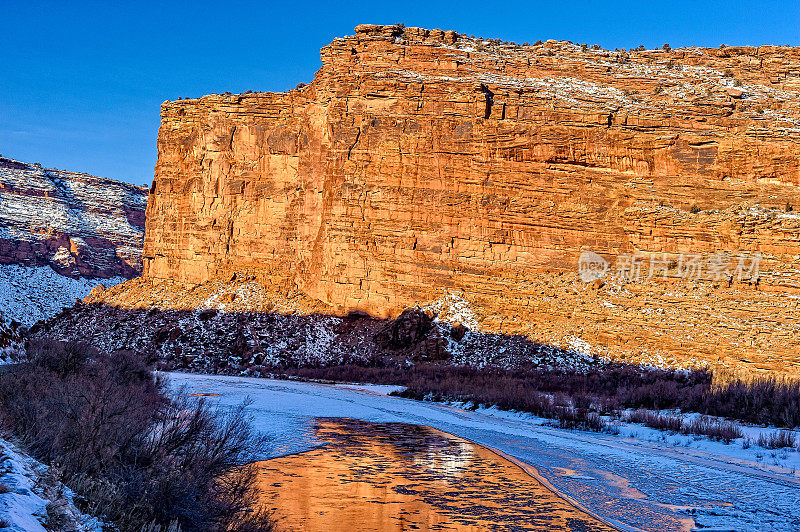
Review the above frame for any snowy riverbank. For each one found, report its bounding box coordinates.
[0,438,101,531]
[166,372,800,532]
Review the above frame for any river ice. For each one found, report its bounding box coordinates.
[166,372,800,532]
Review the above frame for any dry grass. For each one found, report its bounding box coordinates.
[757,430,798,449]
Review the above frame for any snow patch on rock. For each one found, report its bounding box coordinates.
[423,292,480,330]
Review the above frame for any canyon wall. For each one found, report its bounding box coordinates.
[0,156,148,324]
[0,156,147,278]
[100,25,800,373]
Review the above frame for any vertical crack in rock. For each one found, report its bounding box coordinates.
[347,126,362,160]
[480,84,494,119]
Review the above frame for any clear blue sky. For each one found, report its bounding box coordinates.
[2,0,798,185]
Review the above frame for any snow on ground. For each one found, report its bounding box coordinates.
[0,264,125,326]
[0,311,23,364]
[167,372,800,532]
[0,438,102,531]
[423,292,481,330]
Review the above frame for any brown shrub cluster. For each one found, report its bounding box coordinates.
[0,340,274,532]
[282,361,800,433]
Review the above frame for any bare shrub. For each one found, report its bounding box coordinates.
[285,359,800,431]
[556,408,606,432]
[626,411,742,443]
[757,430,798,449]
[141,522,182,532]
[697,378,800,428]
[0,340,274,532]
[682,417,742,443]
[44,499,78,531]
[626,410,683,432]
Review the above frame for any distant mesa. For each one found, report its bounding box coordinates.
[0,155,147,324]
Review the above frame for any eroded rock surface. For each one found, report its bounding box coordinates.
[0,156,147,279]
[88,26,800,374]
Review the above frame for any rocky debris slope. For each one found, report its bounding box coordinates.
[84,25,800,375]
[33,292,592,374]
[0,156,147,325]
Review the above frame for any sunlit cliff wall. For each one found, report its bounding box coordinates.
[116,25,800,372]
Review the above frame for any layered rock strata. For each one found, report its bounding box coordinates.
[92,26,800,374]
[0,156,147,278]
[0,156,148,324]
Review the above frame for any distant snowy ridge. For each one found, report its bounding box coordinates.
[0,155,145,326]
[0,155,147,279]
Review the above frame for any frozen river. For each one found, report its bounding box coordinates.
[166,372,800,532]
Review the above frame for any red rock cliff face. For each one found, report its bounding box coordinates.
[130,25,800,373]
[0,156,148,278]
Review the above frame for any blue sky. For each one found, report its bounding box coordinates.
[2,0,798,185]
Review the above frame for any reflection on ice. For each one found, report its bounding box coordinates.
[252,418,616,531]
[412,438,474,481]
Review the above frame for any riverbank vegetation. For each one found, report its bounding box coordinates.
[277,362,800,442]
[0,340,275,532]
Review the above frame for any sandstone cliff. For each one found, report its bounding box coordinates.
[90,26,800,374]
[0,156,147,278]
[0,156,148,324]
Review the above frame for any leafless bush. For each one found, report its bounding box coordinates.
[284,360,800,432]
[757,430,798,449]
[141,521,182,532]
[556,408,606,431]
[682,417,742,443]
[626,410,683,432]
[0,340,274,532]
[697,378,800,428]
[625,411,741,443]
[44,499,78,531]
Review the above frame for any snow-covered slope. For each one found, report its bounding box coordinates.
[0,438,101,531]
[0,155,146,325]
[0,264,125,327]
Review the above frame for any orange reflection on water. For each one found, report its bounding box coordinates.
[252,419,617,531]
